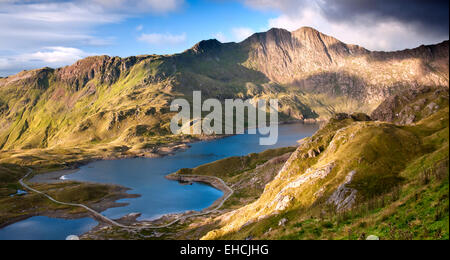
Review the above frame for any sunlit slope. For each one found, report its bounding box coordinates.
[203,87,449,240]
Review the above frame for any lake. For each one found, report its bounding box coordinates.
[0,123,319,240]
[0,216,97,240]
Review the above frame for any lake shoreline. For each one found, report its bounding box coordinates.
[2,121,317,236]
[165,173,233,210]
[0,184,139,230]
[2,134,231,230]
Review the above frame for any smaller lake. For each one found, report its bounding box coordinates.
[0,216,97,240]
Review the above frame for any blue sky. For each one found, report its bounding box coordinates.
[88,0,276,56]
[0,0,448,76]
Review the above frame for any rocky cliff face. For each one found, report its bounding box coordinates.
[371,86,449,124]
[0,27,448,150]
[241,27,448,105]
[55,55,148,88]
[241,27,368,83]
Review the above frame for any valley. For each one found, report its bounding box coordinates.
[0,26,448,240]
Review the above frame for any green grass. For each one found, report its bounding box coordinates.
[174,146,295,181]
[202,90,449,240]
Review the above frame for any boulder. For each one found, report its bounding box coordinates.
[350,113,372,122]
[66,235,80,240]
[366,235,380,240]
[278,218,288,226]
[332,113,350,120]
[307,149,318,158]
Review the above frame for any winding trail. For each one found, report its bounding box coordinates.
[19,168,233,230]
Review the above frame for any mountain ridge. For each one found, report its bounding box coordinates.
[2,27,447,79]
[0,26,448,150]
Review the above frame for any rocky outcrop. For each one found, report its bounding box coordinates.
[371,86,449,124]
[327,170,358,212]
[331,112,372,122]
[187,39,227,55]
[268,162,335,213]
[56,55,148,89]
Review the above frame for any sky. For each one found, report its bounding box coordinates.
[0,0,448,76]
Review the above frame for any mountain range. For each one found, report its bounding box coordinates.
[0,27,448,151]
[0,26,449,240]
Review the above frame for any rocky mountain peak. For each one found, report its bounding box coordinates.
[241,27,292,46]
[189,39,223,54]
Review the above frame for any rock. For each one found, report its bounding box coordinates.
[371,86,448,124]
[332,113,350,120]
[314,187,325,198]
[269,163,335,213]
[427,102,439,111]
[403,114,416,125]
[190,39,223,54]
[278,218,288,226]
[284,163,335,191]
[66,235,80,240]
[366,235,380,240]
[307,149,317,158]
[327,170,358,212]
[275,196,293,211]
[350,113,372,122]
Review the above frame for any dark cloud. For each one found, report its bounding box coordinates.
[319,0,449,36]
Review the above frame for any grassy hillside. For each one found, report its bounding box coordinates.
[202,87,449,240]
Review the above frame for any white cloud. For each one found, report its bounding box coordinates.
[213,32,228,43]
[232,27,255,42]
[0,46,94,76]
[240,0,448,51]
[242,0,303,12]
[136,24,144,31]
[0,2,120,51]
[90,0,184,14]
[0,0,185,76]
[267,6,444,51]
[24,47,88,64]
[138,32,187,45]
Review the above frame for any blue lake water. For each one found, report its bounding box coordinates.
[0,216,97,240]
[0,123,319,239]
[9,190,27,197]
[65,123,319,220]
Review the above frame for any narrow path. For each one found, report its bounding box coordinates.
[19,168,233,231]
[19,168,129,228]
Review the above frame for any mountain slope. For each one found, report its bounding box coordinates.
[202,86,449,240]
[0,27,448,151]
